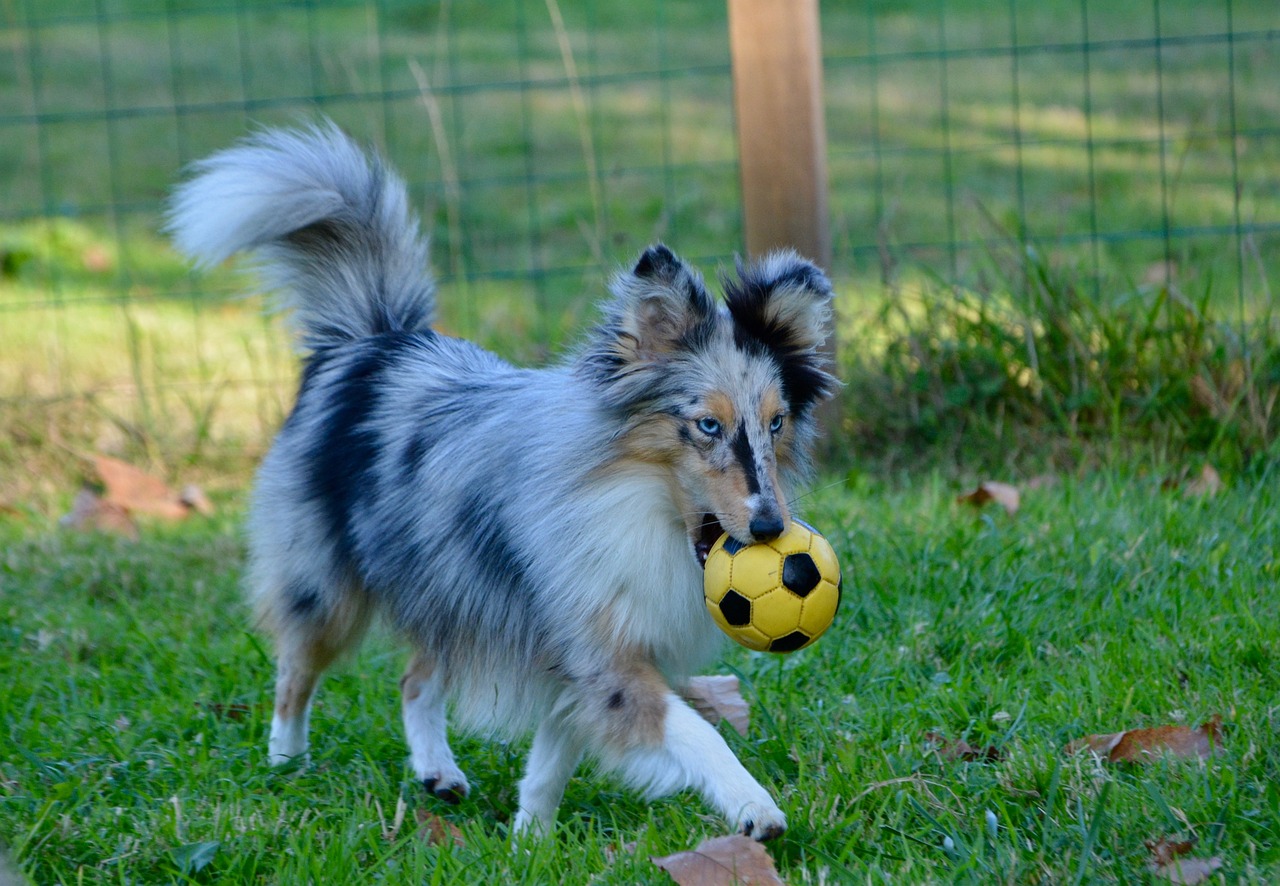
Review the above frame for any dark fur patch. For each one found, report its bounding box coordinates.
[304,333,417,567]
[730,425,761,495]
[286,583,322,618]
[607,690,625,709]
[449,485,532,602]
[401,430,432,480]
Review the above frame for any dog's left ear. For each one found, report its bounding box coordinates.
[723,250,839,416]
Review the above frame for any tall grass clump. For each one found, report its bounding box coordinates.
[842,235,1279,472]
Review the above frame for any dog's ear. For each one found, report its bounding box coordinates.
[582,245,717,406]
[611,244,715,358]
[723,250,839,416]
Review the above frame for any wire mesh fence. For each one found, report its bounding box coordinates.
[1,0,1276,483]
[823,0,1278,312]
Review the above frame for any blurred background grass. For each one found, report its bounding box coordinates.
[1,0,1277,507]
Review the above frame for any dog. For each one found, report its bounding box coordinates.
[168,121,837,841]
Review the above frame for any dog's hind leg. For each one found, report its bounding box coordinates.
[401,652,469,803]
[266,581,371,765]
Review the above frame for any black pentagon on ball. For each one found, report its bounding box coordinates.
[769,630,811,653]
[719,589,752,627]
[781,552,821,596]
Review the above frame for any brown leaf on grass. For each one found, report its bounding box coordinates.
[957,481,1020,515]
[197,702,263,721]
[1162,463,1224,498]
[60,489,140,539]
[682,676,749,738]
[93,454,191,519]
[1145,838,1223,885]
[1146,836,1197,867]
[414,809,464,847]
[1184,464,1223,499]
[651,834,783,886]
[924,732,1003,763]
[1151,856,1223,885]
[1065,716,1223,763]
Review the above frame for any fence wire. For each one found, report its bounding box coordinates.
[1,0,1276,470]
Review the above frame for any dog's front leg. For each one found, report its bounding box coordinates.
[512,707,585,839]
[614,693,787,841]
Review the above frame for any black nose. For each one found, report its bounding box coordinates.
[749,514,785,541]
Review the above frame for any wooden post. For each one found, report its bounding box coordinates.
[729,0,841,446]
[727,0,830,270]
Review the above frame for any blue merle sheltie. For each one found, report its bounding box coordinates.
[168,121,837,842]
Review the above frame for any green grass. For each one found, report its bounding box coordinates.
[3,467,1278,882]
[839,235,1280,473]
[2,0,1277,497]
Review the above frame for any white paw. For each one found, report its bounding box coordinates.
[510,806,554,841]
[415,761,470,804]
[268,713,309,766]
[268,737,308,767]
[735,801,787,842]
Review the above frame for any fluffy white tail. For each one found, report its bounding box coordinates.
[167,121,434,349]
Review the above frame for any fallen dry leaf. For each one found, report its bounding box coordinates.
[1151,856,1223,884]
[414,809,464,847]
[924,732,1003,763]
[1184,464,1223,499]
[957,481,1020,515]
[93,454,190,520]
[651,834,783,886]
[1163,463,1224,498]
[682,676,750,738]
[1066,716,1222,763]
[59,489,140,539]
[1146,836,1197,867]
[1146,836,1223,885]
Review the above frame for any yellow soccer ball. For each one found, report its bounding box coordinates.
[703,519,842,653]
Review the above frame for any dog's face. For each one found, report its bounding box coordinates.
[582,245,838,565]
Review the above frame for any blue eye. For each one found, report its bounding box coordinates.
[770,414,785,434]
[696,417,722,437]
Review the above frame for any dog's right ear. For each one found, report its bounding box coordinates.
[582,245,716,405]
[613,244,715,359]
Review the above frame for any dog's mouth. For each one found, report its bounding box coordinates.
[693,514,725,569]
